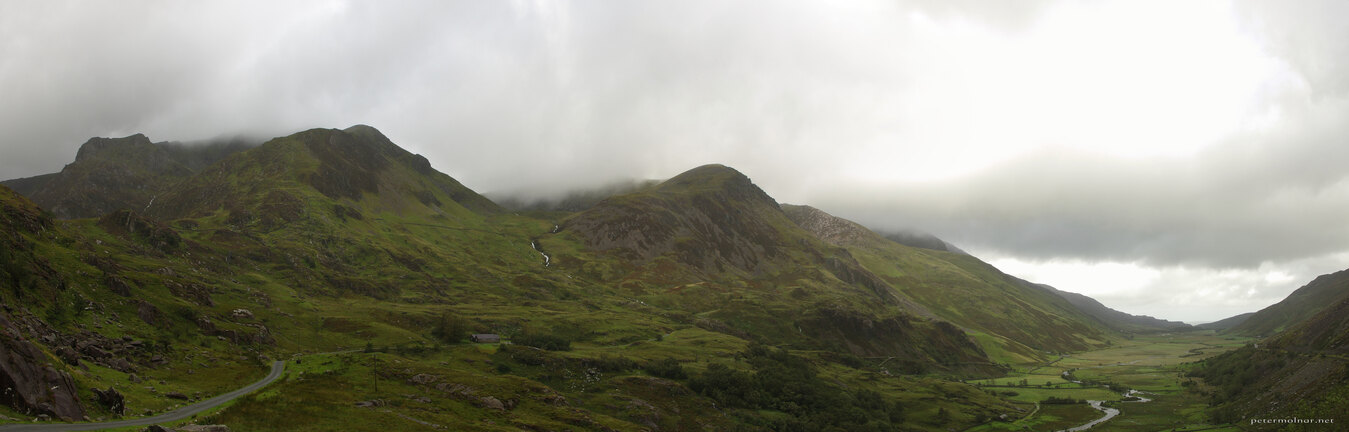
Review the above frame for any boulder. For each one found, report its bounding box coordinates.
[0,315,86,421]
[105,275,133,297]
[93,387,126,415]
[80,344,112,360]
[165,392,189,400]
[137,301,163,325]
[231,309,253,319]
[145,426,173,432]
[408,373,438,385]
[56,346,80,366]
[479,396,505,411]
[106,357,135,373]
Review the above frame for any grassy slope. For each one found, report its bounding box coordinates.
[1192,273,1349,429]
[3,128,1208,431]
[559,165,997,373]
[780,204,1115,365]
[1224,268,1349,337]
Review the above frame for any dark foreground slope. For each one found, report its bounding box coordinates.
[1190,268,1349,428]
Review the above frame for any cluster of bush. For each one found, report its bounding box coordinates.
[1186,346,1288,407]
[687,344,908,431]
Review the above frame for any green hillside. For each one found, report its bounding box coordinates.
[1224,269,1349,337]
[1189,268,1349,429]
[0,126,1152,431]
[781,204,1114,365]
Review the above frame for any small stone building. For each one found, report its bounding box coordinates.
[470,333,501,343]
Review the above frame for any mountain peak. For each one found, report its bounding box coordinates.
[73,133,155,162]
[147,125,500,222]
[660,164,747,189]
[341,124,395,146]
[655,164,778,211]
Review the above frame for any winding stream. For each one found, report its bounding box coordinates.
[1053,373,1152,431]
[1058,401,1120,432]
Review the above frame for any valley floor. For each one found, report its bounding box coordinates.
[967,331,1250,432]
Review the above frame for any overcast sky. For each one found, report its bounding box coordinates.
[2,1,1346,323]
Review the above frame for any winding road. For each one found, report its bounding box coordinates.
[0,361,285,432]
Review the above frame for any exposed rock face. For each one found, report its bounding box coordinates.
[0,315,85,421]
[781,204,881,247]
[407,373,437,385]
[105,275,134,297]
[565,164,791,276]
[137,301,164,325]
[0,134,254,220]
[479,396,505,411]
[93,387,125,415]
[97,210,183,254]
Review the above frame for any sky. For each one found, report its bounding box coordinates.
[2,0,1346,323]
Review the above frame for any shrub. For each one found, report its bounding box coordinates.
[430,311,473,343]
[643,357,687,380]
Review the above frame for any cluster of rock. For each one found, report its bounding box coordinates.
[0,313,84,421]
[194,315,273,346]
[51,331,154,373]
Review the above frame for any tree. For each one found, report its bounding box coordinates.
[431,312,473,343]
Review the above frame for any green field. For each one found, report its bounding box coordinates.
[968,331,1250,431]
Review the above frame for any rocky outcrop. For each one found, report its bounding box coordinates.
[2,134,254,220]
[565,164,792,277]
[0,314,85,421]
[93,387,125,415]
[195,316,274,346]
[137,301,164,325]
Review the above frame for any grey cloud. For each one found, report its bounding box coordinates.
[817,110,1349,269]
[2,1,1348,321]
[1234,0,1349,96]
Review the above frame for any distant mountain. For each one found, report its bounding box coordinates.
[1194,312,1253,331]
[146,125,500,224]
[879,230,966,254]
[1,134,255,219]
[1223,269,1349,337]
[781,204,1115,363]
[1038,284,1192,333]
[491,179,662,212]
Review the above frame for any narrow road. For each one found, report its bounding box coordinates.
[0,361,285,432]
